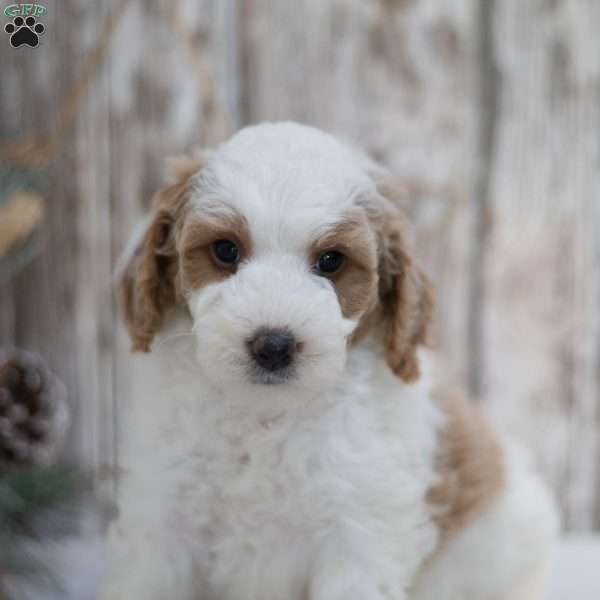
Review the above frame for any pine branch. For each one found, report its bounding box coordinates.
[0,465,86,539]
[0,465,89,598]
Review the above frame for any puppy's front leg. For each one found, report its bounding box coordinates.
[101,525,198,600]
[310,570,399,600]
[309,531,405,600]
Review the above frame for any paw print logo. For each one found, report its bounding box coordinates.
[4,15,45,48]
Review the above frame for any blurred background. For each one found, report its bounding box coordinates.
[0,0,598,544]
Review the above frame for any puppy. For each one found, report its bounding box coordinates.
[102,123,558,600]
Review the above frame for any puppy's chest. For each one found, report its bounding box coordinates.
[176,401,435,552]
[171,419,377,596]
[183,417,368,537]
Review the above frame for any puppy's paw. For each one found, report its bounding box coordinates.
[0,349,69,467]
[310,565,398,600]
[311,581,394,600]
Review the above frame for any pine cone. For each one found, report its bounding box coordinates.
[0,349,69,469]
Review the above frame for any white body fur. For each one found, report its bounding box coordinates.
[103,123,557,599]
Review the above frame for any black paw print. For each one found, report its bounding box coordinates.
[4,15,45,48]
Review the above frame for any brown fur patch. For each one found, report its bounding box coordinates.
[179,211,252,291]
[427,387,505,551]
[311,213,379,320]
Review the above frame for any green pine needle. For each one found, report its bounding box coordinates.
[0,465,86,539]
[0,465,88,598]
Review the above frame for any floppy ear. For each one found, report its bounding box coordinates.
[376,196,434,383]
[117,155,203,352]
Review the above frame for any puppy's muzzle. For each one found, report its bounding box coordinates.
[248,328,296,373]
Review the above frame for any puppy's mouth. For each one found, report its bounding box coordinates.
[247,365,296,386]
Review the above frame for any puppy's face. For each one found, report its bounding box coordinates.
[119,124,432,394]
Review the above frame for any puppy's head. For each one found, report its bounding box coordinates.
[118,123,433,393]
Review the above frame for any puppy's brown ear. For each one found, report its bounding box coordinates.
[118,155,203,352]
[377,202,434,382]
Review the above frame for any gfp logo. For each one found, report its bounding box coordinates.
[4,3,47,48]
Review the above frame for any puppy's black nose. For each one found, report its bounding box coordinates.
[249,329,296,372]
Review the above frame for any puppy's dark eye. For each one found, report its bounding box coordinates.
[315,250,345,275]
[212,239,240,265]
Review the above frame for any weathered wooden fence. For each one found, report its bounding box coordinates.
[0,0,598,530]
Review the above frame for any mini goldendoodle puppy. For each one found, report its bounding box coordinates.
[102,122,558,600]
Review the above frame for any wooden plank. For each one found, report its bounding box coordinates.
[484,0,600,530]
[468,0,499,398]
[0,281,15,344]
[594,152,600,529]
[72,0,115,489]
